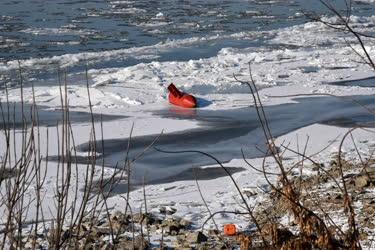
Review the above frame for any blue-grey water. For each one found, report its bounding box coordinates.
[1,0,374,65]
[1,0,375,90]
[0,0,322,61]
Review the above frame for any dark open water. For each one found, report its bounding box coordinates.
[1,0,374,66]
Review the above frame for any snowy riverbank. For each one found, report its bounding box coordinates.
[1,11,375,248]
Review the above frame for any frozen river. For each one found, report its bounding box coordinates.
[1,0,375,187]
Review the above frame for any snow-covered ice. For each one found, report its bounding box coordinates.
[1,9,375,246]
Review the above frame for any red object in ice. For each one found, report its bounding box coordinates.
[168,83,197,108]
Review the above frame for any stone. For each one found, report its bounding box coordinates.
[24,240,40,249]
[162,218,184,235]
[159,206,177,215]
[312,165,320,171]
[133,213,144,223]
[61,229,73,241]
[212,242,227,249]
[110,211,129,226]
[334,194,342,200]
[96,226,112,235]
[243,189,257,198]
[355,175,370,188]
[330,160,337,167]
[186,231,208,244]
[133,213,162,226]
[117,236,149,250]
[179,219,192,228]
[167,224,180,236]
[134,235,149,250]
[207,229,220,236]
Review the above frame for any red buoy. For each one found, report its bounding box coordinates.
[168,83,197,108]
